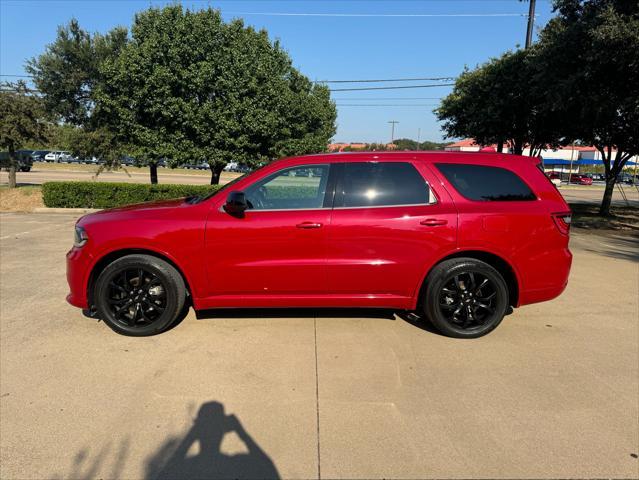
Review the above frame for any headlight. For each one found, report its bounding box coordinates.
[74,226,88,247]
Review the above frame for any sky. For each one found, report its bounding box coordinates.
[0,0,556,143]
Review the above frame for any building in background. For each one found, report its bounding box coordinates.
[444,139,638,174]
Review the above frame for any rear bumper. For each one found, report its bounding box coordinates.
[519,247,572,306]
[66,247,92,309]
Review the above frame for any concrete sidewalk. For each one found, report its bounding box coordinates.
[0,212,637,479]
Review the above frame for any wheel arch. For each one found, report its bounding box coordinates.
[417,250,520,309]
[87,248,193,308]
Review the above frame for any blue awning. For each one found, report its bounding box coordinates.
[541,158,571,165]
[541,157,637,166]
[578,159,638,166]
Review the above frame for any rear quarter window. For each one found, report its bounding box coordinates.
[435,163,536,201]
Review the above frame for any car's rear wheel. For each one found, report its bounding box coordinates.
[94,254,186,336]
[424,258,508,338]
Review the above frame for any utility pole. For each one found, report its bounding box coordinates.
[417,128,421,149]
[388,120,399,144]
[525,0,536,48]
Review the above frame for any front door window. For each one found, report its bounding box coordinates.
[244,165,330,210]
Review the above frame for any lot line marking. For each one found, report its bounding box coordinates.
[314,316,321,480]
[0,221,75,240]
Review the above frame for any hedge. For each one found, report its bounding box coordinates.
[42,181,221,208]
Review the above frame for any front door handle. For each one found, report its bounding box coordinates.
[296,222,323,229]
[420,218,448,226]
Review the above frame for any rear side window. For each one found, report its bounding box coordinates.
[336,162,430,208]
[435,163,536,201]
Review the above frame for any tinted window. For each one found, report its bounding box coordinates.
[436,163,536,201]
[337,162,430,207]
[245,164,330,210]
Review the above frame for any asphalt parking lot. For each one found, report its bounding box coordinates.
[0,212,638,479]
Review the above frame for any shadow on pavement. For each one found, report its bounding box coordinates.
[572,230,639,263]
[195,306,397,320]
[146,401,279,480]
[53,402,280,480]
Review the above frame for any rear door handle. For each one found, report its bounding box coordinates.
[296,222,323,229]
[420,218,448,226]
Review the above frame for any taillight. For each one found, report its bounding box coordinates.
[552,211,571,235]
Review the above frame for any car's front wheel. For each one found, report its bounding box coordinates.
[423,258,509,338]
[94,254,186,336]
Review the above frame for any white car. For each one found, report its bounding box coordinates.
[44,151,72,162]
[224,161,239,171]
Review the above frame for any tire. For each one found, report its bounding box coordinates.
[94,254,187,336]
[423,258,509,339]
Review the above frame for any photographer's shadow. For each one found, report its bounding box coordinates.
[146,401,279,480]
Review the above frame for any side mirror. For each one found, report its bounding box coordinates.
[224,191,248,216]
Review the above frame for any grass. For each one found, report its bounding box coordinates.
[35,161,229,177]
[569,203,639,230]
[0,185,44,212]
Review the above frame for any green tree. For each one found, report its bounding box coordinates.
[436,48,563,156]
[393,138,420,150]
[536,0,639,215]
[0,82,48,188]
[27,19,128,127]
[96,5,336,184]
[27,20,131,173]
[393,138,450,150]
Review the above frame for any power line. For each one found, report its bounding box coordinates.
[317,77,454,83]
[330,83,455,92]
[225,12,531,18]
[0,74,34,78]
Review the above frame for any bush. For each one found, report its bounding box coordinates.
[42,181,221,208]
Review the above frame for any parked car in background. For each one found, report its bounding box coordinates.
[618,173,635,184]
[545,171,562,186]
[30,150,50,162]
[569,174,593,185]
[120,156,135,166]
[585,173,605,182]
[224,162,252,173]
[184,161,209,170]
[44,151,72,162]
[0,150,34,172]
[67,151,572,339]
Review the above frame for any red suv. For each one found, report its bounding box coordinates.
[67,152,572,338]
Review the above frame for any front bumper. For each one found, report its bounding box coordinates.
[66,246,92,309]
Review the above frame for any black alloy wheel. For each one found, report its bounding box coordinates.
[106,267,168,328]
[438,272,498,329]
[424,258,508,338]
[94,254,186,336]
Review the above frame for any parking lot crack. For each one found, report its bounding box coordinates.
[314,316,321,480]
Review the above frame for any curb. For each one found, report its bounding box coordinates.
[33,207,101,214]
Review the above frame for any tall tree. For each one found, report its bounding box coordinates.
[27,19,128,127]
[0,82,48,188]
[95,5,336,184]
[436,49,564,156]
[536,0,639,216]
[27,20,133,175]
